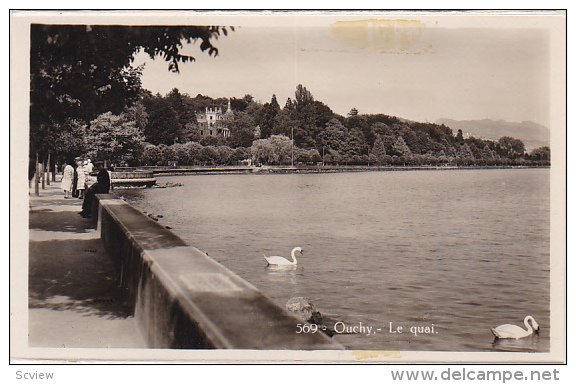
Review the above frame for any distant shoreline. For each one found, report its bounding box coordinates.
[114,165,550,177]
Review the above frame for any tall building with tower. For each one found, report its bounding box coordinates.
[196,99,233,138]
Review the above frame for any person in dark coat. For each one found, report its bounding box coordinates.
[71,162,79,198]
[79,169,111,218]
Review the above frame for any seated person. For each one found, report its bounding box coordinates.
[79,169,111,218]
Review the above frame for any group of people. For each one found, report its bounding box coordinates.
[60,157,94,199]
[60,157,111,218]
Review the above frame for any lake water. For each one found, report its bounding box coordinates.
[116,168,550,352]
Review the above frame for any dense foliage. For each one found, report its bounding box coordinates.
[30,24,232,162]
[29,25,549,168]
[41,84,551,168]
[107,85,549,167]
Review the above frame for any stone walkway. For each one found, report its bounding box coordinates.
[28,182,146,348]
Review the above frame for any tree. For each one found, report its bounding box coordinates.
[371,122,392,137]
[348,107,359,117]
[268,135,293,164]
[216,145,234,165]
[188,93,217,113]
[456,129,464,143]
[294,84,314,110]
[182,123,202,143]
[170,143,188,165]
[498,136,526,158]
[398,127,419,153]
[347,114,372,146]
[141,144,162,165]
[166,88,197,129]
[251,139,275,165]
[228,112,257,148]
[184,141,204,165]
[371,135,387,164]
[391,136,411,157]
[272,108,297,137]
[250,135,292,165]
[413,130,434,155]
[294,147,311,163]
[142,95,182,145]
[284,97,294,110]
[528,146,550,161]
[85,112,145,166]
[481,144,496,161]
[122,101,149,133]
[30,24,232,160]
[324,150,344,165]
[456,143,475,165]
[256,94,281,139]
[309,149,322,164]
[287,85,324,148]
[346,128,368,157]
[312,101,337,137]
[199,146,218,165]
[295,148,321,164]
[318,118,349,154]
[244,99,265,116]
[230,97,249,112]
[200,135,225,147]
[30,119,87,166]
[231,146,251,163]
[455,129,464,143]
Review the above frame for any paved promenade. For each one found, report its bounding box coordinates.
[28,182,146,348]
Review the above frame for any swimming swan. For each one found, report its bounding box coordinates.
[264,247,303,266]
[491,316,540,339]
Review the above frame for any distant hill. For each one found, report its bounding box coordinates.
[435,118,550,151]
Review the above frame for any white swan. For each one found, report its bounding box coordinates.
[264,247,303,266]
[491,316,540,339]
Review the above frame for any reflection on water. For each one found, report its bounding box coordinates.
[263,265,300,286]
[117,169,550,352]
[492,334,542,352]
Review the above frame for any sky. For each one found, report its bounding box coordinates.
[133,12,554,127]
